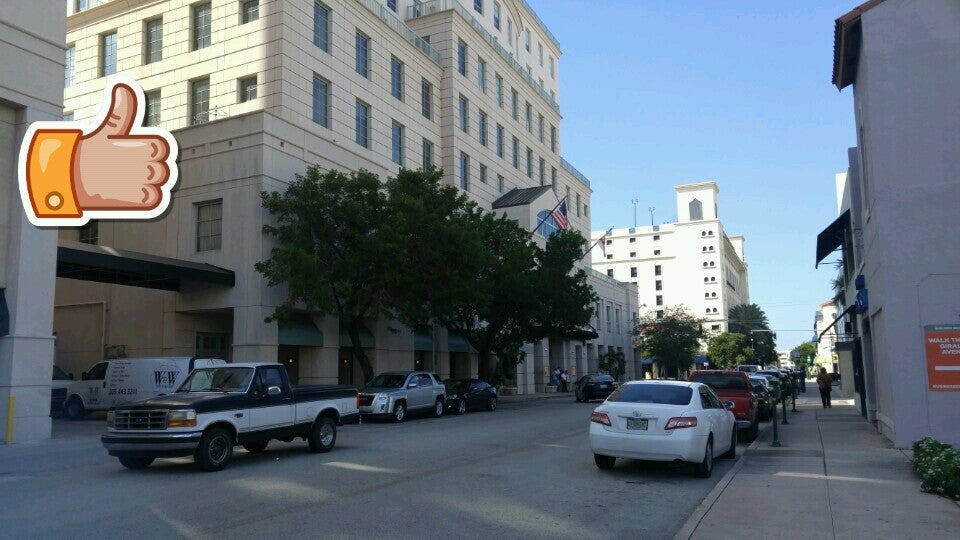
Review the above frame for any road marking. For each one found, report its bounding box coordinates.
[323,461,400,474]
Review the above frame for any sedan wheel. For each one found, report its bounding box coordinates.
[393,402,406,423]
[487,396,497,411]
[694,440,714,478]
[457,399,467,415]
[434,399,444,418]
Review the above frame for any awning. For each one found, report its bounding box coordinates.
[815,210,851,268]
[339,323,375,348]
[57,241,235,291]
[642,357,656,366]
[279,313,324,347]
[560,324,599,341]
[414,327,434,351]
[448,330,474,353]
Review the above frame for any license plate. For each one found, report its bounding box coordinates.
[626,418,648,430]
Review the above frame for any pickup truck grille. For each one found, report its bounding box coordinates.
[358,394,374,406]
[114,410,167,430]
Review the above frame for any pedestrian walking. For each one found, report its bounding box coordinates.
[816,367,833,408]
[560,370,570,392]
[551,367,560,388]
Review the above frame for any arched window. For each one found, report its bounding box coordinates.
[689,198,703,221]
[536,210,559,238]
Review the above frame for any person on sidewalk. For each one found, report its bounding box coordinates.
[560,370,570,392]
[816,367,833,408]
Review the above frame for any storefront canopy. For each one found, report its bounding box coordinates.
[414,327,434,351]
[447,330,474,353]
[279,313,324,347]
[815,210,851,268]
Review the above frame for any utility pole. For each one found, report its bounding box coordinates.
[631,199,639,228]
[648,206,655,227]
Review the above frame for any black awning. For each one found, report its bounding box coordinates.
[57,241,235,291]
[815,210,851,268]
[560,325,599,341]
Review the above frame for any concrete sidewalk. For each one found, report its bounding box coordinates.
[676,395,960,540]
[498,390,575,404]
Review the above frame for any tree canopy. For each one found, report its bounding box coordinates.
[634,307,706,377]
[792,341,818,367]
[707,332,754,370]
[728,303,777,366]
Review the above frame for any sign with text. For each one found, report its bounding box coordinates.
[924,324,960,391]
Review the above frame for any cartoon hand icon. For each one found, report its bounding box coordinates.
[18,77,179,226]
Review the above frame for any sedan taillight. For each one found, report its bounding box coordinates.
[664,417,698,430]
[590,411,612,426]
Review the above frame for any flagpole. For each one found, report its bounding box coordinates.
[579,227,613,261]
[528,197,566,237]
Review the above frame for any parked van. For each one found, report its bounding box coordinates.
[64,357,226,420]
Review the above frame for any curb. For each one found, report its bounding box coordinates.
[499,393,574,404]
[672,424,769,540]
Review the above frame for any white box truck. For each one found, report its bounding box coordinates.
[64,357,225,420]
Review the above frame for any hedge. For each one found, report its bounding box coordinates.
[912,437,960,500]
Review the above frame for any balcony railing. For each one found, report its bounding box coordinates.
[518,0,561,50]
[407,0,560,112]
[357,0,442,66]
[561,157,591,188]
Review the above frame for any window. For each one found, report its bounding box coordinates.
[629,238,636,243]
[607,269,614,277]
[391,57,404,100]
[550,125,557,152]
[656,310,664,319]
[616,309,621,333]
[654,264,662,276]
[387,0,396,12]
[538,42,543,65]
[655,280,662,291]
[653,235,660,241]
[391,121,405,166]
[605,239,612,246]
[493,2,501,29]
[711,324,721,331]
[459,94,469,133]
[101,32,117,77]
[193,3,212,50]
[313,2,330,51]
[196,332,229,362]
[656,295,663,306]
[421,79,433,120]
[78,221,98,245]
[495,74,504,108]
[526,147,533,178]
[525,102,532,132]
[496,124,504,157]
[239,76,257,103]
[478,110,488,146]
[550,56,555,79]
[144,91,161,126]
[355,99,370,148]
[144,19,163,64]
[75,0,89,12]
[190,78,209,125]
[511,88,518,120]
[474,0,483,14]
[312,74,329,127]
[457,40,467,76]
[524,29,531,52]
[630,267,637,278]
[356,32,370,78]
[605,305,611,332]
[422,138,434,170]
[654,249,661,255]
[196,200,222,251]
[477,57,486,92]
[576,194,581,216]
[508,18,513,45]
[242,0,259,23]
[497,174,504,193]
[606,255,613,260]
[459,152,470,190]
[512,137,519,168]
[65,46,75,87]
[538,114,544,143]
[538,157,544,185]
[629,252,636,257]
[479,163,487,183]
[689,198,703,220]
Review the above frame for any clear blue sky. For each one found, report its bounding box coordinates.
[529,0,857,350]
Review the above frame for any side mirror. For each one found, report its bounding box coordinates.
[267,386,282,397]
[724,401,735,410]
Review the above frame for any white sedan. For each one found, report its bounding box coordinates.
[589,380,737,477]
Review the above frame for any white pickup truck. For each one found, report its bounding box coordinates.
[101,362,359,471]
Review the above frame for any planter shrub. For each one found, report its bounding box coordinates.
[912,437,960,500]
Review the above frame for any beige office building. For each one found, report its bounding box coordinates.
[55,0,637,394]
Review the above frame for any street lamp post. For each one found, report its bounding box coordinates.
[648,207,655,227]
[631,199,639,228]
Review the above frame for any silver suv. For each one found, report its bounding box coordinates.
[358,371,445,422]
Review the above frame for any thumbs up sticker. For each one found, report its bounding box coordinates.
[17,77,179,227]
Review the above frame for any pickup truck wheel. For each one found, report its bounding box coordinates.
[487,396,497,411]
[456,399,467,415]
[434,398,444,418]
[118,457,154,469]
[392,401,406,423]
[694,439,714,478]
[196,427,233,472]
[242,441,269,453]
[65,398,85,421]
[308,417,336,453]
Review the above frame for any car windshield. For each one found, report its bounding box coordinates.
[444,380,470,392]
[592,374,615,382]
[691,373,748,390]
[178,367,254,393]
[607,384,692,405]
[367,373,408,388]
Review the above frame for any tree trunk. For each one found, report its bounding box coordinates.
[477,348,494,382]
[348,320,374,384]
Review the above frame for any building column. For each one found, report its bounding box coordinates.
[533,338,549,391]
[231,305,278,363]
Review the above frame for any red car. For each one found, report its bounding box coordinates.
[689,370,759,442]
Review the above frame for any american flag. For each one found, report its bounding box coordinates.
[552,200,569,230]
[599,227,613,256]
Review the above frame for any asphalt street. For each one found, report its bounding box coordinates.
[0,398,747,540]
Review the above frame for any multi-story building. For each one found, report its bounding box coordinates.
[53,0,636,395]
[816,0,960,446]
[590,182,749,337]
[1,2,67,443]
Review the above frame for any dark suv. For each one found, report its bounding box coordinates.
[575,373,619,403]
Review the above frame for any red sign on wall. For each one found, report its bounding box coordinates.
[924,324,960,391]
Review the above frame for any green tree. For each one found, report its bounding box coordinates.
[635,307,706,377]
[792,341,818,369]
[598,349,626,381]
[256,166,388,383]
[707,332,754,370]
[728,303,777,366]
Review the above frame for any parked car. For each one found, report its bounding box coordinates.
[101,363,359,471]
[589,380,737,478]
[759,374,782,402]
[736,364,761,373]
[575,373,619,403]
[50,365,74,417]
[65,357,226,420]
[357,371,446,422]
[689,370,759,441]
[748,375,773,421]
[443,379,497,414]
